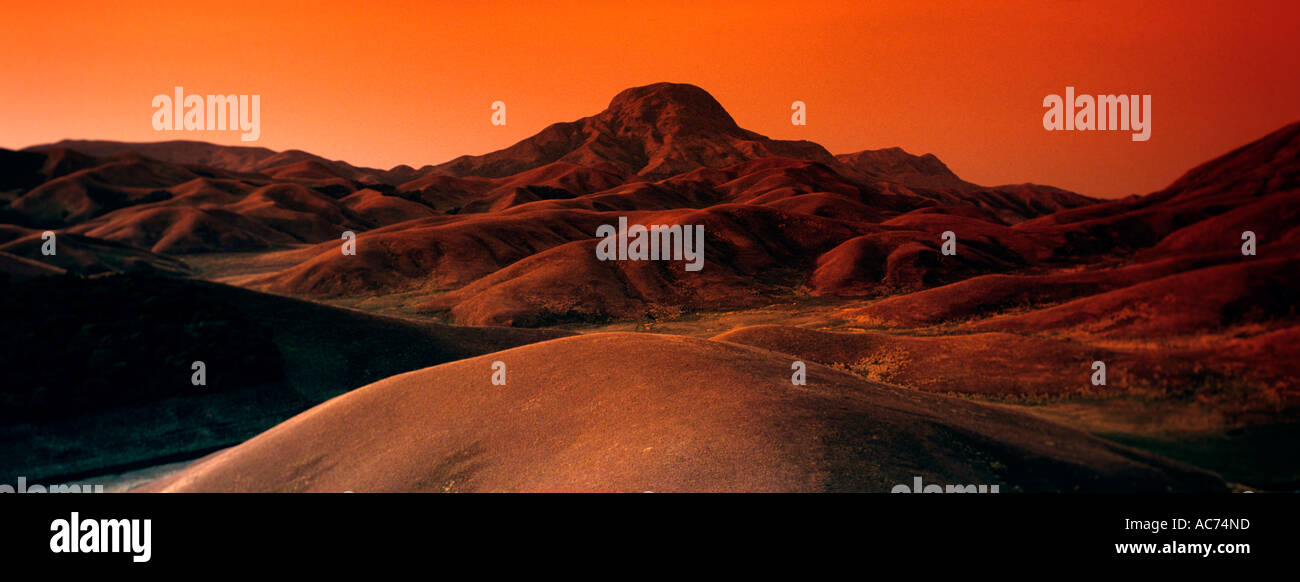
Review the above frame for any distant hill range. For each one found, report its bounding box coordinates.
[1,82,1295,336]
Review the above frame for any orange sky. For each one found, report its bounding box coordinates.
[2,0,1297,197]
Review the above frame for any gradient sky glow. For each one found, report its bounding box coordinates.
[2,0,1298,197]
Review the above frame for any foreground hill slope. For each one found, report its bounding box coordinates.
[145,333,1226,492]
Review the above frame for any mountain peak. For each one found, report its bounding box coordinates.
[600,82,741,133]
[430,82,836,180]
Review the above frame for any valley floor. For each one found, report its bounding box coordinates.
[290,295,1298,490]
[174,250,1298,490]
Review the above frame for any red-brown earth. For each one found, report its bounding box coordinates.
[2,83,1295,491]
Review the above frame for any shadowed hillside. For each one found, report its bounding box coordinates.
[0,273,568,481]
